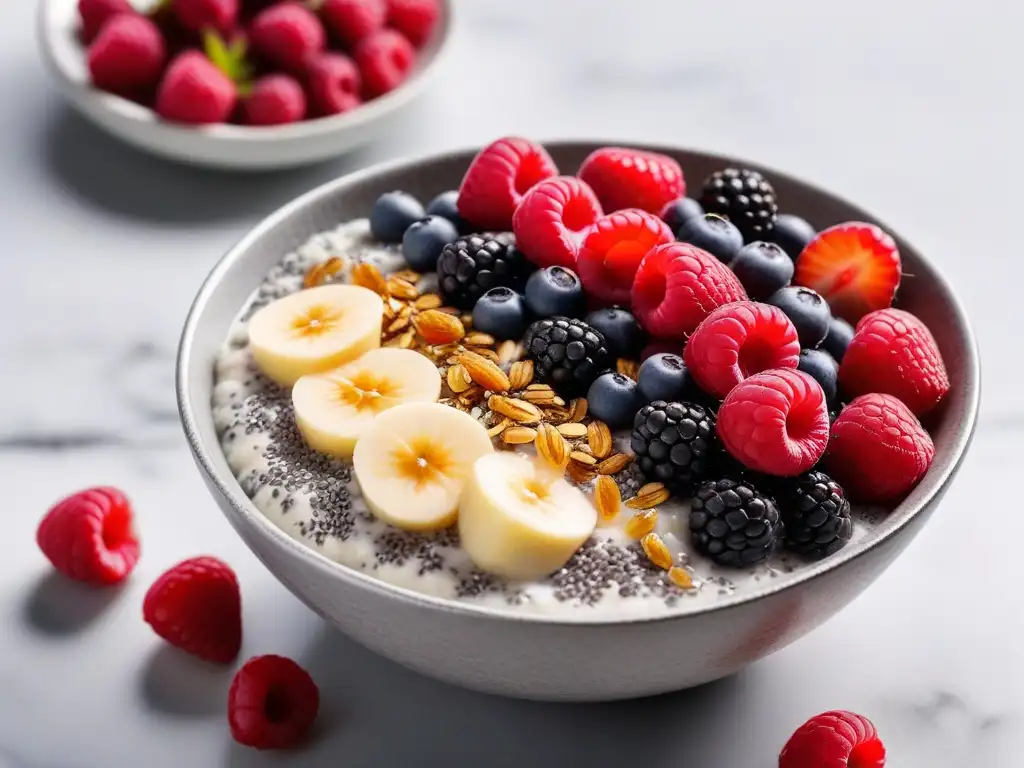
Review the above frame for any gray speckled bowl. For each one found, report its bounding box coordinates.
[176,142,980,701]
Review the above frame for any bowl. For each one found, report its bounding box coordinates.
[37,0,453,171]
[176,142,980,701]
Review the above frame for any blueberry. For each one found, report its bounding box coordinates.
[676,213,744,264]
[584,307,645,358]
[370,191,425,243]
[640,339,681,362]
[524,266,585,318]
[425,190,465,232]
[797,348,839,402]
[729,241,794,300]
[472,287,528,340]
[637,353,692,403]
[765,286,831,348]
[402,216,458,272]
[822,316,855,363]
[587,372,643,430]
[770,213,817,260]
[659,197,704,234]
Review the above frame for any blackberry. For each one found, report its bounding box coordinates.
[689,477,782,567]
[523,317,610,396]
[436,236,530,310]
[781,471,853,560]
[630,401,715,495]
[699,168,778,241]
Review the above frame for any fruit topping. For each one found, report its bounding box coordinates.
[794,222,901,324]
[824,393,935,502]
[637,352,691,403]
[369,190,424,243]
[472,287,529,340]
[698,167,778,241]
[781,470,853,560]
[524,265,585,318]
[248,284,384,387]
[839,308,950,415]
[577,147,685,214]
[354,28,415,98]
[155,50,238,125]
[770,213,817,261]
[716,368,829,476]
[729,241,794,300]
[683,301,801,399]
[306,52,362,116]
[586,372,643,430]
[631,401,716,494]
[523,317,610,396]
[251,2,325,74]
[424,190,464,231]
[401,215,458,271]
[765,285,832,349]
[229,655,320,750]
[385,0,440,47]
[457,137,559,231]
[320,0,385,48]
[659,197,704,235]
[689,477,782,567]
[352,401,494,531]
[779,710,886,768]
[87,15,166,97]
[512,176,603,269]
[79,0,135,44]
[584,307,645,359]
[677,213,744,265]
[437,235,531,310]
[631,242,748,340]
[143,556,242,664]
[576,209,673,304]
[242,74,306,125]
[797,348,839,402]
[36,487,139,585]
[822,316,855,363]
[173,0,237,34]
[458,452,597,580]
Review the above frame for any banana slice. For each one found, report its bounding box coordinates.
[352,402,494,532]
[458,452,597,581]
[248,284,384,387]
[293,348,442,460]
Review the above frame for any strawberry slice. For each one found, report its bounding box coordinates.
[793,222,900,324]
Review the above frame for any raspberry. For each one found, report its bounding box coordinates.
[242,74,306,125]
[321,0,385,47]
[306,52,361,116]
[385,0,439,46]
[780,710,886,768]
[143,556,241,664]
[229,655,320,750]
[87,14,166,96]
[630,242,748,340]
[824,393,934,502]
[578,147,685,214]
[683,301,800,399]
[250,3,326,74]
[354,29,415,98]
[78,0,135,43]
[36,487,139,586]
[173,0,238,34]
[457,137,559,231]
[839,308,949,416]
[717,368,829,476]
[576,209,673,304]
[156,51,237,124]
[512,176,603,270]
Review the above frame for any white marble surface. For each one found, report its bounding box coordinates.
[0,0,1020,764]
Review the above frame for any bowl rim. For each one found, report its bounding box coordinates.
[36,0,454,143]
[176,140,982,627]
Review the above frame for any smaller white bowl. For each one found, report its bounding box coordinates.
[37,0,453,170]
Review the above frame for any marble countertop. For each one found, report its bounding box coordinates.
[1,0,1020,765]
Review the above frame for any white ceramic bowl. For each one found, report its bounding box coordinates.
[177,143,981,700]
[37,0,453,170]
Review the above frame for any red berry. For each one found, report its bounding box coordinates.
[87,15,166,96]
[78,0,135,43]
[576,209,673,304]
[307,52,362,116]
[794,222,901,324]
[824,393,935,503]
[457,137,559,231]
[320,0,385,47]
[385,0,439,46]
[512,176,603,270]
[780,710,886,768]
[250,3,326,74]
[143,556,241,664]
[173,0,238,34]
[242,74,306,125]
[631,242,748,340]
[228,655,320,750]
[36,487,139,586]
[354,29,415,98]
[578,147,685,214]
[156,51,237,124]
[839,308,949,416]
[684,301,801,399]
[640,339,682,362]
